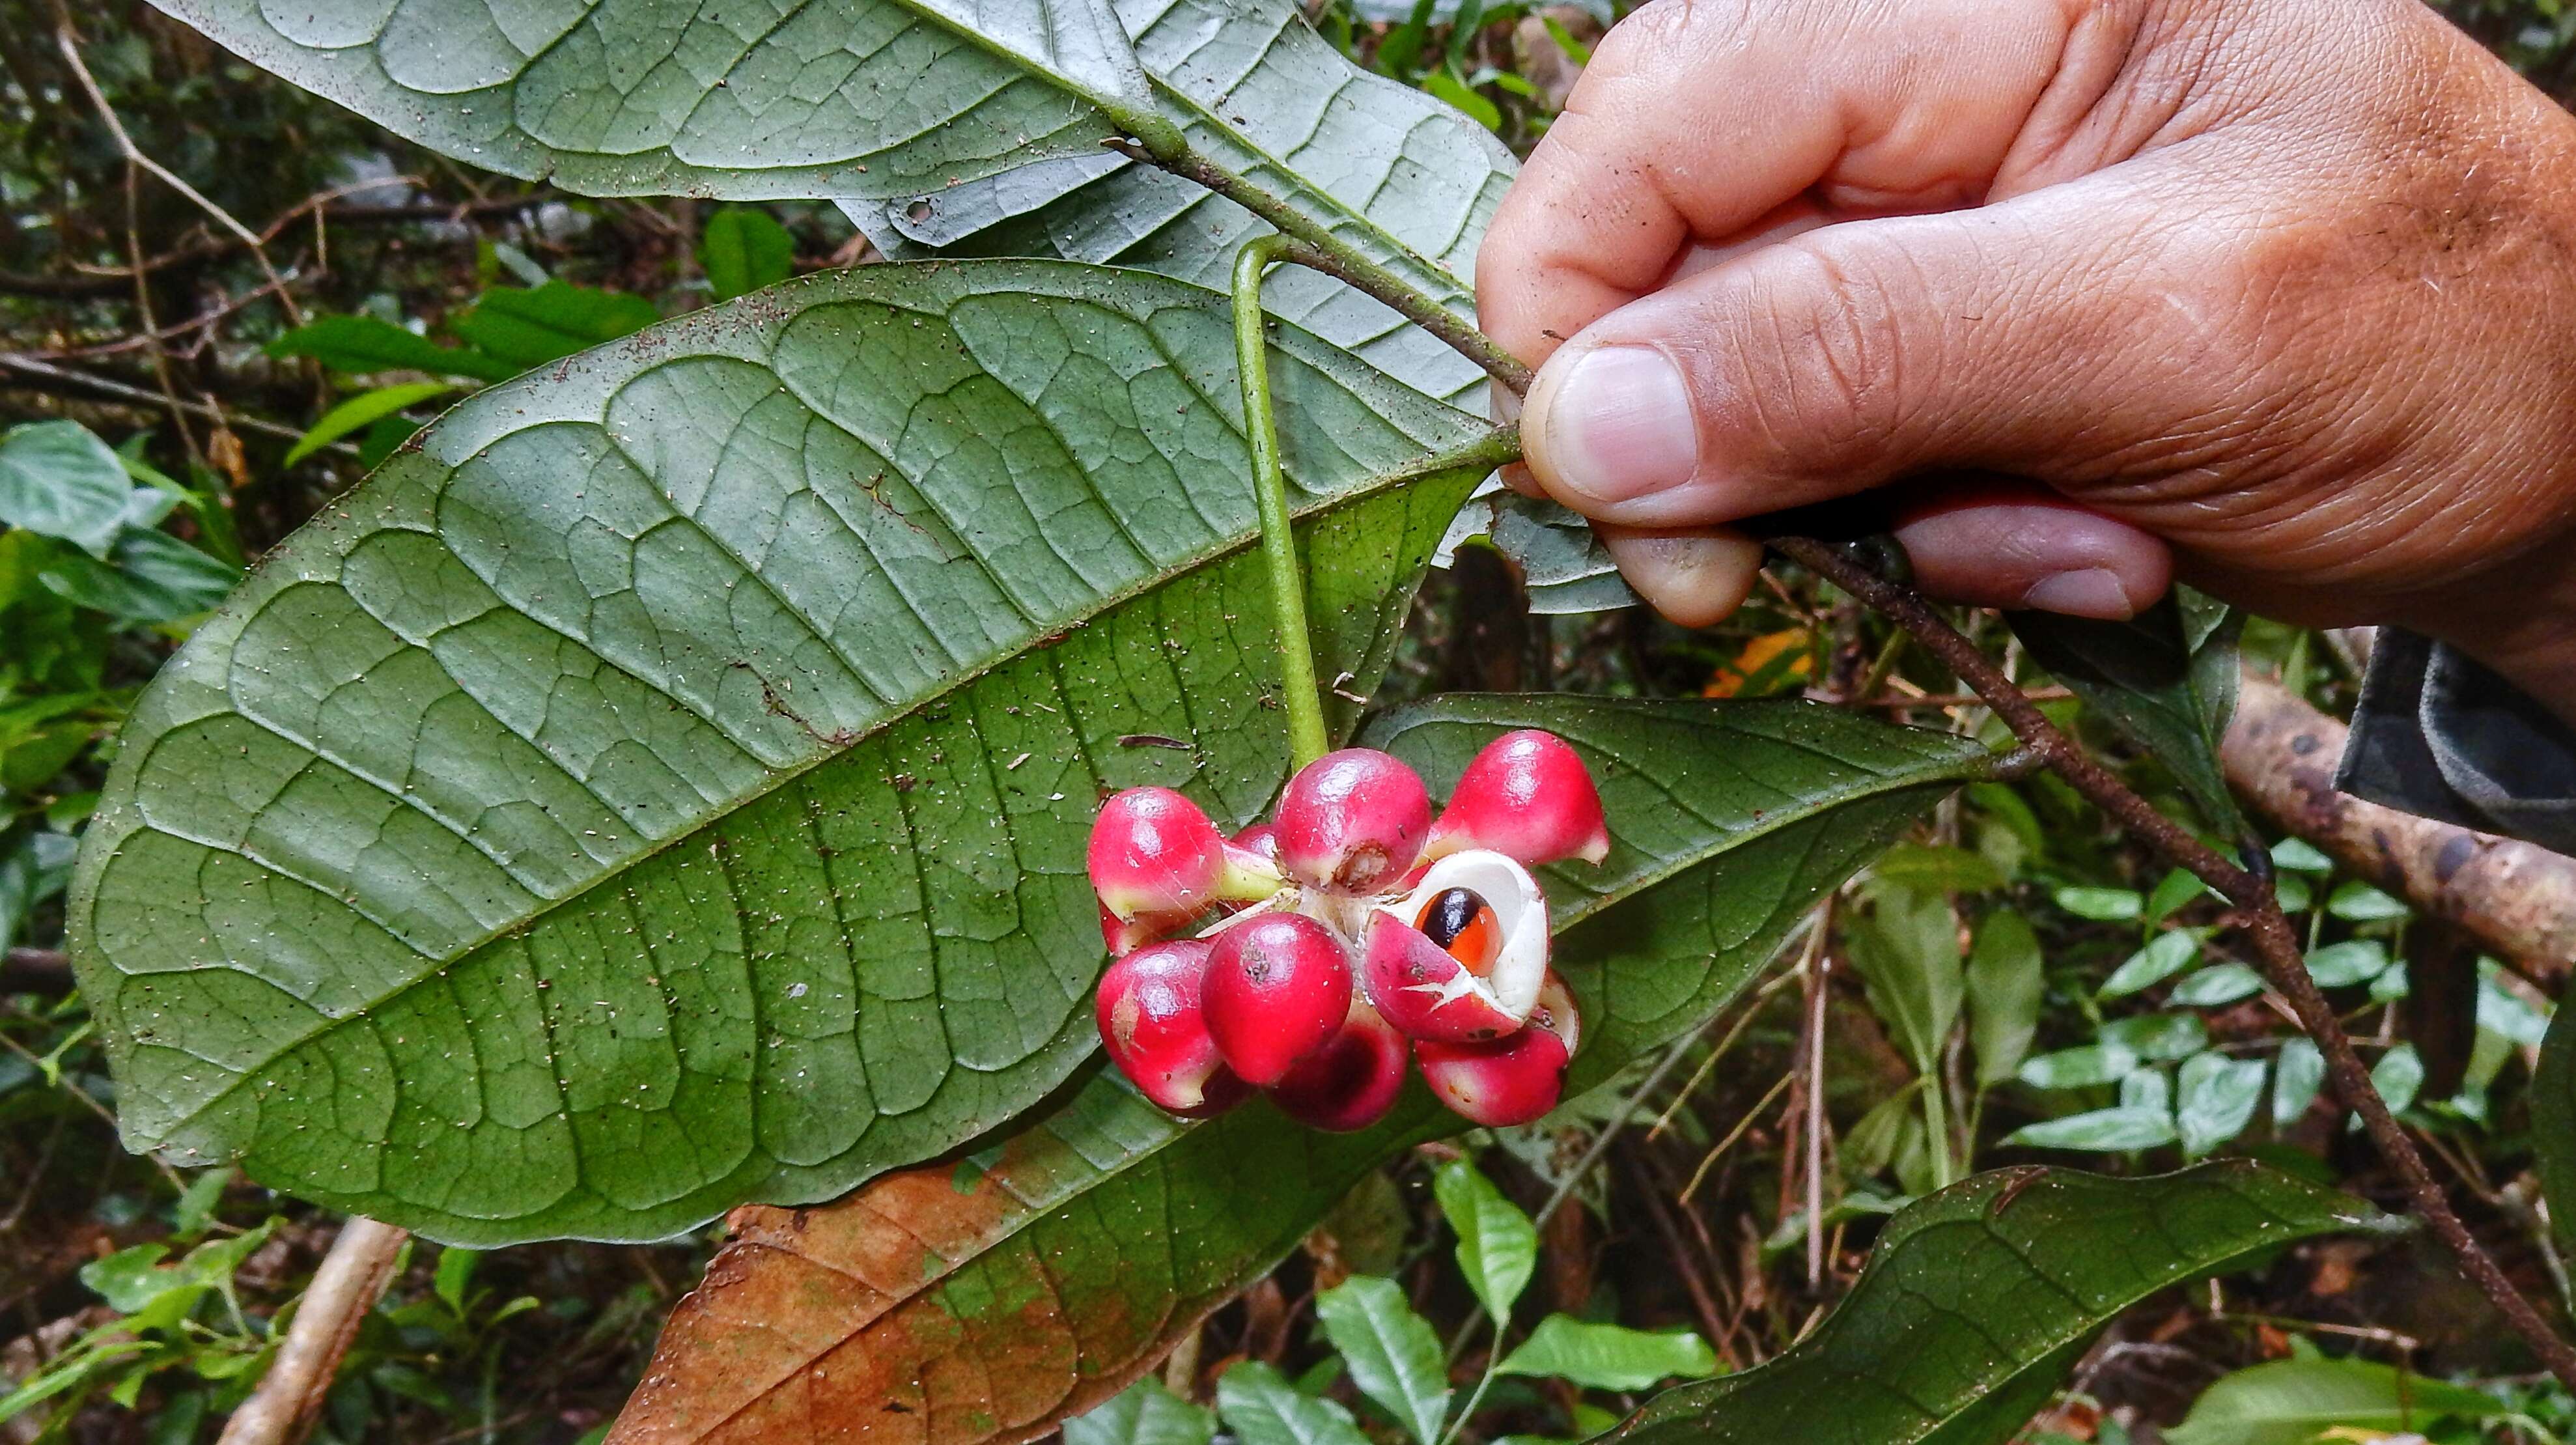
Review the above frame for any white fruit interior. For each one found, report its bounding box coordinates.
[1377,849,1548,1023]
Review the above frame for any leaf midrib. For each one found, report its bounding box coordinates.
[893,0,1487,316]
[358,0,1168,178]
[1150,76,1474,313]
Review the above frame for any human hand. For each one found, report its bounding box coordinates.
[1478,0,2576,718]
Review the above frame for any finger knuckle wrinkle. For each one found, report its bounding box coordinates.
[1597,0,1753,75]
[1724,245,1911,475]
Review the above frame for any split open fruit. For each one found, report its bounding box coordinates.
[1086,729,1610,1131]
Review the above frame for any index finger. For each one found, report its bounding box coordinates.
[1475,0,2092,373]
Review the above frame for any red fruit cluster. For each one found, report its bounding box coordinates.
[1087,731,1610,1132]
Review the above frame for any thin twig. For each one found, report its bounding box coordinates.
[0,1025,189,1197]
[1627,1149,1731,1349]
[2,947,73,995]
[55,23,306,328]
[1679,1070,1793,1205]
[0,1114,68,1235]
[0,187,551,299]
[1855,686,2073,710]
[113,92,195,463]
[44,274,302,360]
[1644,953,1811,1142]
[1802,918,1833,1288]
[1437,918,1820,1369]
[1770,533,2576,1393]
[1535,912,1821,1238]
[217,1218,409,1445]
[0,353,313,443]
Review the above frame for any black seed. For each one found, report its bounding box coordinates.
[1420,887,1489,949]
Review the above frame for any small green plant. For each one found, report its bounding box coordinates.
[269,206,798,468]
[1,419,238,952]
[0,1198,274,1437]
[1064,1157,1719,1445]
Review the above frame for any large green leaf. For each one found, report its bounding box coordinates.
[1433,1157,1536,1324]
[451,283,662,369]
[608,695,1993,1442]
[151,0,1160,204]
[1,420,132,559]
[1498,1317,1719,1392]
[699,209,798,305]
[269,315,525,384]
[1597,1164,2394,1444]
[1219,1362,1373,1445]
[1843,884,1961,1080]
[69,260,1489,1244]
[157,0,1508,406]
[1065,1379,1217,1445]
[1964,912,2041,1087]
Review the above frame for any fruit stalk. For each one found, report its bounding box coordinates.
[1233,235,1333,770]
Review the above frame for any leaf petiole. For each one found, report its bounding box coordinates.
[1233,235,1334,768]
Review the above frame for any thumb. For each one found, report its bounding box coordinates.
[1516,175,2239,530]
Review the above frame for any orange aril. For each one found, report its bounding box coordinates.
[1417,887,1502,977]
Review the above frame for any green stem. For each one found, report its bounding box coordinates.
[1116,139,1534,397]
[1439,1338,1505,1445]
[1234,235,1332,769]
[1918,1069,1958,1190]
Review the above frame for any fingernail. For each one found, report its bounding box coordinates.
[1538,346,1698,504]
[2021,568,2136,620]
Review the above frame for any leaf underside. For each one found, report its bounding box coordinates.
[154,0,1509,407]
[70,261,1487,1244]
[152,0,1153,203]
[1599,1163,2393,1445]
[608,696,1993,1443]
[849,0,1517,405]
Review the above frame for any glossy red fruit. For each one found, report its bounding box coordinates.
[1269,998,1408,1133]
[1089,787,1224,925]
[1426,729,1610,868]
[1100,903,1162,959]
[1274,749,1431,895]
[1417,1022,1573,1127]
[1089,788,1282,953]
[1202,912,1354,1086]
[1095,940,1243,1115]
[1361,852,1548,1043]
[1231,823,1280,863]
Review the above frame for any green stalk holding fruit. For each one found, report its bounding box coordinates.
[1083,242,1613,1134]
